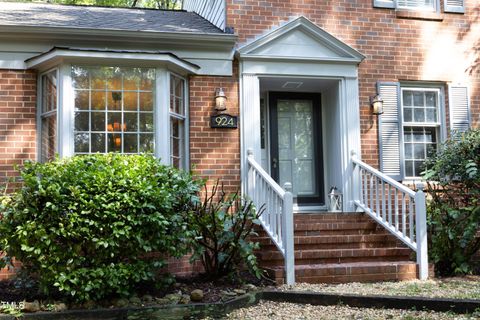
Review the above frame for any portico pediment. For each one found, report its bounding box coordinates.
[238,16,364,64]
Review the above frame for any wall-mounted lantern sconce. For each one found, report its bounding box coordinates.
[210,87,237,129]
[370,94,384,115]
[214,88,227,113]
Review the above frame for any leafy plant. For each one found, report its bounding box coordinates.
[0,154,200,302]
[188,181,264,279]
[422,129,480,275]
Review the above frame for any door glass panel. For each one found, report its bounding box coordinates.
[277,99,316,197]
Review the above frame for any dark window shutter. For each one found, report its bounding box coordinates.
[373,0,395,9]
[444,0,465,13]
[449,84,470,135]
[378,82,403,180]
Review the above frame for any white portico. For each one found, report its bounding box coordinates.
[238,17,365,212]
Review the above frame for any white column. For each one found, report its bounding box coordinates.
[155,68,170,164]
[58,64,74,158]
[341,77,362,212]
[241,74,261,187]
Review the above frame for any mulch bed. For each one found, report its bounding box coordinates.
[0,271,270,307]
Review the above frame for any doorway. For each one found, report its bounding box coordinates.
[269,92,324,206]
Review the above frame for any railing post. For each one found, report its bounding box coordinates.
[282,182,295,285]
[247,149,255,203]
[350,150,361,211]
[415,183,428,280]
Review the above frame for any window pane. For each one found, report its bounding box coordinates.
[170,75,185,115]
[405,161,414,177]
[139,92,153,111]
[91,112,105,131]
[413,108,425,122]
[139,134,154,153]
[124,69,140,90]
[107,112,122,132]
[425,92,436,107]
[41,115,57,162]
[123,92,137,111]
[123,134,138,153]
[140,113,154,132]
[414,144,424,159]
[170,118,184,168]
[108,91,122,111]
[403,91,413,107]
[403,108,413,122]
[107,68,122,90]
[91,91,106,110]
[107,133,122,152]
[91,133,105,153]
[75,90,89,111]
[75,133,89,153]
[426,108,436,122]
[42,71,57,113]
[75,112,89,131]
[124,113,138,132]
[91,68,108,90]
[139,69,154,91]
[413,91,424,106]
[405,143,413,158]
[414,161,424,177]
[72,66,89,89]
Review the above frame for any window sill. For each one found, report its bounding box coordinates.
[396,10,444,22]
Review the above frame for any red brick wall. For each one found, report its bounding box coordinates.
[0,69,37,190]
[227,0,480,168]
[189,62,241,193]
[0,69,37,279]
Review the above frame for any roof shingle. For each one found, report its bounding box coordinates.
[0,1,224,34]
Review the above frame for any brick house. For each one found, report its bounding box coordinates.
[0,0,478,283]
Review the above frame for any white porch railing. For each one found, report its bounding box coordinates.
[246,149,295,285]
[351,153,428,280]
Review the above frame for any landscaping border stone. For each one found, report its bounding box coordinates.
[260,290,480,314]
[2,290,480,319]
[0,293,260,320]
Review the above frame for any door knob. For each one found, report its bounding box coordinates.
[272,157,278,169]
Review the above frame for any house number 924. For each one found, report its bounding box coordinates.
[210,114,238,129]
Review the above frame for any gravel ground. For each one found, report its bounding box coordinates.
[279,276,480,300]
[221,277,480,320]
[225,301,480,320]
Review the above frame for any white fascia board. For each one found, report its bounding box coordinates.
[26,49,200,74]
[0,26,237,49]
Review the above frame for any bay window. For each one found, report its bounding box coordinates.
[39,64,189,169]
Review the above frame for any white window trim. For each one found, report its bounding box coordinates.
[168,72,189,170]
[399,85,446,180]
[37,68,60,162]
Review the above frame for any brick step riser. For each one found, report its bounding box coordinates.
[291,230,392,236]
[258,249,412,260]
[259,256,412,267]
[256,242,403,250]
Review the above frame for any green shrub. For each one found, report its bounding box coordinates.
[188,181,263,279]
[0,154,200,301]
[423,129,480,275]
